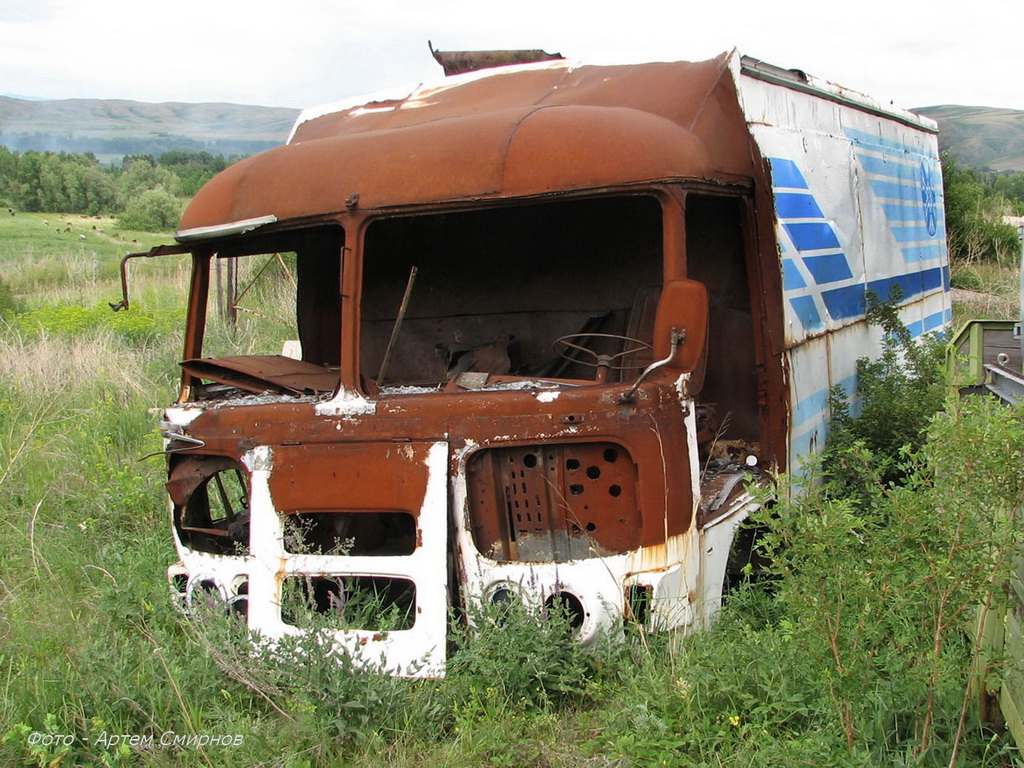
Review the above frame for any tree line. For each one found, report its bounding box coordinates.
[0,131,278,160]
[0,148,238,231]
[1,145,1023,257]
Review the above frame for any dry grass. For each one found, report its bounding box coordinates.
[0,328,155,396]
[950,258,1021,327]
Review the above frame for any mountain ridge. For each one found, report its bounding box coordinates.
[1,96,1022,172]
[913,105,1024,171]
[0,95,300,159]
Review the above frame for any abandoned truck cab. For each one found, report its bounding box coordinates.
[147,51,949,676]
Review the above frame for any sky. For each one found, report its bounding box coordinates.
[1,0,1022,113]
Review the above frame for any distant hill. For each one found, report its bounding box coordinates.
[1,95,1022,174]
[913,105,1024,172]
[0,96,300,160]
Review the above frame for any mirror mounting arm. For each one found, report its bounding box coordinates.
[620,328,685,404]
[111,244,190,312]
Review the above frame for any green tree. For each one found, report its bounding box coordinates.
[115,157,177,208]
[74,164,117,215]
[117,186,182,231]
[0,147,18,207]
[943,155,1020,263]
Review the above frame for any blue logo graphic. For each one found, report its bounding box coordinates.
[920,160,938,236]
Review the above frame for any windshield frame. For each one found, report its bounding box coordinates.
[352,189,680,397]
[176,221,347,402]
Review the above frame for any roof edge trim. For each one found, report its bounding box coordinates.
[176,215,278,244]
[740,56,937,133]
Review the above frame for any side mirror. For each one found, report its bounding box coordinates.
[652,279,708,373]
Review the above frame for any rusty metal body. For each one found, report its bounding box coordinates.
[150,52,949,675]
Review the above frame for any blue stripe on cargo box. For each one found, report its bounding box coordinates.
[905,318,924,338]
[891,225,942,243]
[822,285,867,320]
[782,259,806,290]
[857,154,916,177]
[802,253,854,285]
[817,266,945,323]
[868,266,945,300]
[784,221,841,252]
[770,158,809,189]
[792,388,830,428]
[924,310,947,333]
[869,179,929,202]
[901,243,946,263]
[775,192,824,219]
[789,296,822,330]
[905,310,949,339]
[881,203,945,225]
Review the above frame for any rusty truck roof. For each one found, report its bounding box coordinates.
[177,53,755,239]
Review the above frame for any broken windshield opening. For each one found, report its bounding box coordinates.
[359,196,663,391]
[184,227,343,400]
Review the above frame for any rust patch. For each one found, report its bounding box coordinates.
[269,442,434,518]
[180,355,340,396]
[428,42,563,76]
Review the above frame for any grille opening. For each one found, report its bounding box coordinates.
[281,575,417,631]
[282,511,416,556]
[171,458,250,556]
[171,573,188,595]
[467,441,640,562]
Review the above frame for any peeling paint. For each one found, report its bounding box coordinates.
[314,388,377,417]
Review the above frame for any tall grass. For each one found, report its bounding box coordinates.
[950,258,1022,326]
[1,214,1023,766]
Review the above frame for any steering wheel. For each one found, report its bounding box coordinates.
[553,333,653,370]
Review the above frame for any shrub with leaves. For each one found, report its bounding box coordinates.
[117,186,182,232]
[443,598,600,718]
[823,289,946,497]
[15,301,183,344]
[943,155,1021,265]
[750,396,1024,764]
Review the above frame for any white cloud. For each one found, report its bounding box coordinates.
[0,0,1020,111]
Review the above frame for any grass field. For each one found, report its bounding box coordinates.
[950,255,1023,328]
[1,212,1023,767]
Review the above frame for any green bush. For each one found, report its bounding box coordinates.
[750,395,1024,764]
[822,290,946,497]
[15,301,183,343]
[117,187,182,232]
[949,266,984,292]
[443,598,600,717]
